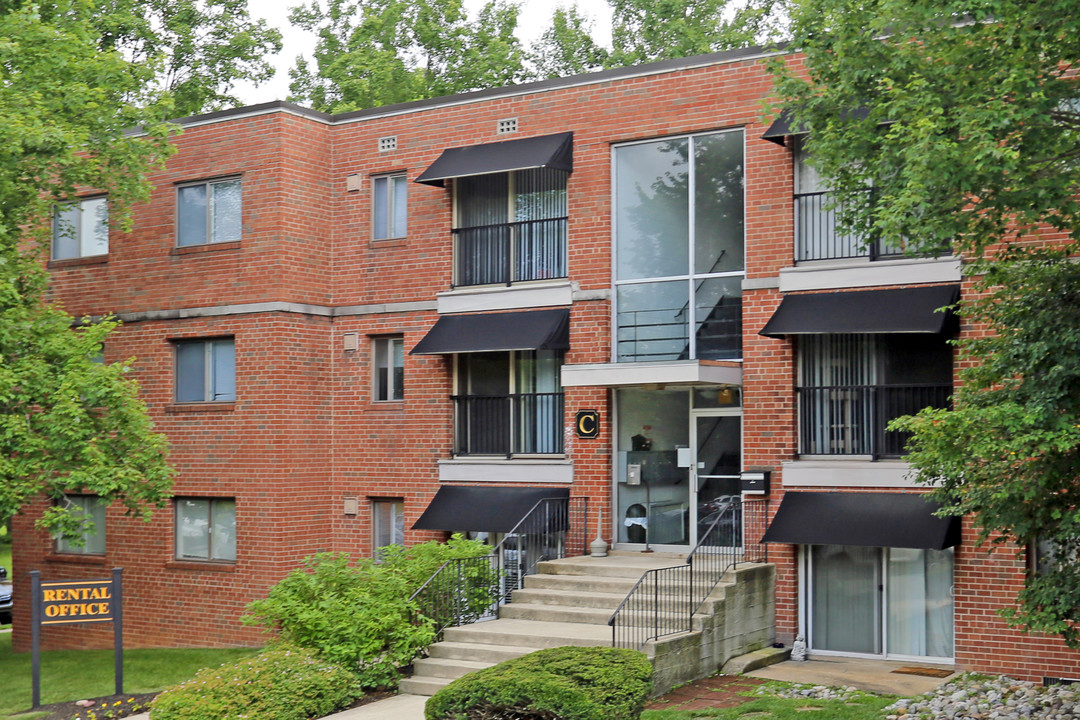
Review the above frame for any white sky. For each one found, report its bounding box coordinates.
[235,0,614,106]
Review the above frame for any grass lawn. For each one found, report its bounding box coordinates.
[0,632,260,719]
[641,685,898,720]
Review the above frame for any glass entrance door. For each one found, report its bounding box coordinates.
[692,415,741,545]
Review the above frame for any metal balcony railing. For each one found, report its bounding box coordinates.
[615,299,742,363]
[453,217,568,287]
[795,190,907,262]
[798,383,952,458]
[453,392,564,456]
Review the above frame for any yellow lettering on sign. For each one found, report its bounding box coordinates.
[43,590,56,602]
[45,605,60,617]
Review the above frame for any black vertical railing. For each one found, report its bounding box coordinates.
[798,383,952,458]
[794,189,907,262]
[453,217,568,287]
[453,392,564,456]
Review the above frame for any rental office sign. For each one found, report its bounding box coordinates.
[30,569,124,708]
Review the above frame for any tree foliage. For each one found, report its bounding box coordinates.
[288,0,527,113]
[0,0,175,536]
[773,0,1080,642]
[528,5,610,79]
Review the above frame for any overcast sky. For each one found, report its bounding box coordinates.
[235,0,615,106]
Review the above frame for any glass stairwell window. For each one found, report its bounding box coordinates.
[453,168,567,287]
[614,130,744,362]
[798,334,952,458]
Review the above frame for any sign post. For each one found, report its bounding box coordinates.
[30,569,123,708]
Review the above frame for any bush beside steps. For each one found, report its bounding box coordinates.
[424,646,653,720]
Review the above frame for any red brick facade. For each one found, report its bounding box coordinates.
[11,46,1080,681]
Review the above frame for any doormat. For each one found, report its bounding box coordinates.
[891,667,954,678]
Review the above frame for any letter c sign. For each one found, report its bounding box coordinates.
[575,410,600,439]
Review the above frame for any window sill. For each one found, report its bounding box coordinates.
[170,241,241,256]
[438,458,574,484]
[368,400,405,410]
[166,560,237,572]
[165,402,236,414]
[48,255,109,269]
[370,237,408,248]
[46,552,108,565]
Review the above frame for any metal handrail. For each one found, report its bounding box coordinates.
[608,498,768,650]
[410,496,588,640]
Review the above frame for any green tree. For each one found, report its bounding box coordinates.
[771,0,1080,643]
[288,0,527,113]
[529,5,609,79]
[0,0,175,539]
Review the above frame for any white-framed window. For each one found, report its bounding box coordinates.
[52,196,109,260]
[175,498,236,562]
[177,178,242,247]
[373,499,405,555]
[175,338,236,403]
[373,173,407,240]
[613,129,745,362]
[55,495,106,555]
[373,336,404,401]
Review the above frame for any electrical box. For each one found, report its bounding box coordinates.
[626,464,641,485]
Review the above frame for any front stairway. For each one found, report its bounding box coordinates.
[400,551,775,697]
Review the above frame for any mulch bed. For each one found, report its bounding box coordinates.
[646,675,768,713]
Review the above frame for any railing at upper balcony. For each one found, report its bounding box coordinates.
[453,217,568,287]
[795,190,908,262]
[615,300,742,363]
[453,392,565,456]
[798,383,952,458]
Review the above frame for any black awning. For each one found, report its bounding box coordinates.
[761,492,960,550]
[415,132,573,187]
[410,308,570,355]
[759,284,959,338]
[762,107,872,145]
[412,486,570,533]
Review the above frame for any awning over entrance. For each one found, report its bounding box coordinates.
[761,491,961,550]
[415,132,573,187]
[412,486,570,533]
[410,308,570,355]
[759,284,960,338]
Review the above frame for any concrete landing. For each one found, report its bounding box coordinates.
[745,654,956,696]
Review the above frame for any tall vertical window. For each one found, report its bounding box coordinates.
[614,130,745,362]
[454,168,568,286]
[373,499,405,555]
[373,174,408,240]
[177,178,242,247]
[175,338,236,403]
[373,336,404,401]
[55,495,106,554]
[53,197,109,260]
[175,498,236,562]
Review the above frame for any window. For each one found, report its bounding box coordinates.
[175,338,236,403]
[798,334,952,457]
[373,336,404,401]
[55,496,106,554]
[454,168,567,286]
[175,498,236,562]
[454,350,563,456]
[613,130,744,362]
[177,178,242,247]
[1029,536,1078,574]
[373,499,404,555]
[53,197,108,260]
[373,174,407,240]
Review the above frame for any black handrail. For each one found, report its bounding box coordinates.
[608,498,768,649]
[410,496,589,640]
[452,392,565,457]
[453,216,568,287]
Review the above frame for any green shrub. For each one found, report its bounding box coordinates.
[424,646,653,720]
[149,645,359,720]
[243,536,493,689]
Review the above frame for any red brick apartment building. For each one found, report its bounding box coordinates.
[12,45,1079,681]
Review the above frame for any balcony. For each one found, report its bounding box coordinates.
[453,217,567,287]
[795,190,907,262]
[453,392,564,456]
[798,383,951,458]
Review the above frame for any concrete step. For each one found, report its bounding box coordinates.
[523,572,641,595]
[498,602,618,625]
[510,587,627,610]
[442,618,613,649]
[411,656,493,680]
[426,641,536,664]
[536,553,686,578]
[399,675,453,696]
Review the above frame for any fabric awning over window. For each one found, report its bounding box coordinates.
[759,284,960,338]
[410,308,570,355]
[412,486,570,533]
[761,107,872,146]
[761,492,960,550]
[415,132,573,187]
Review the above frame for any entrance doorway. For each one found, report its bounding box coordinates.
[614,387,741,549]
[806,545,954,661]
